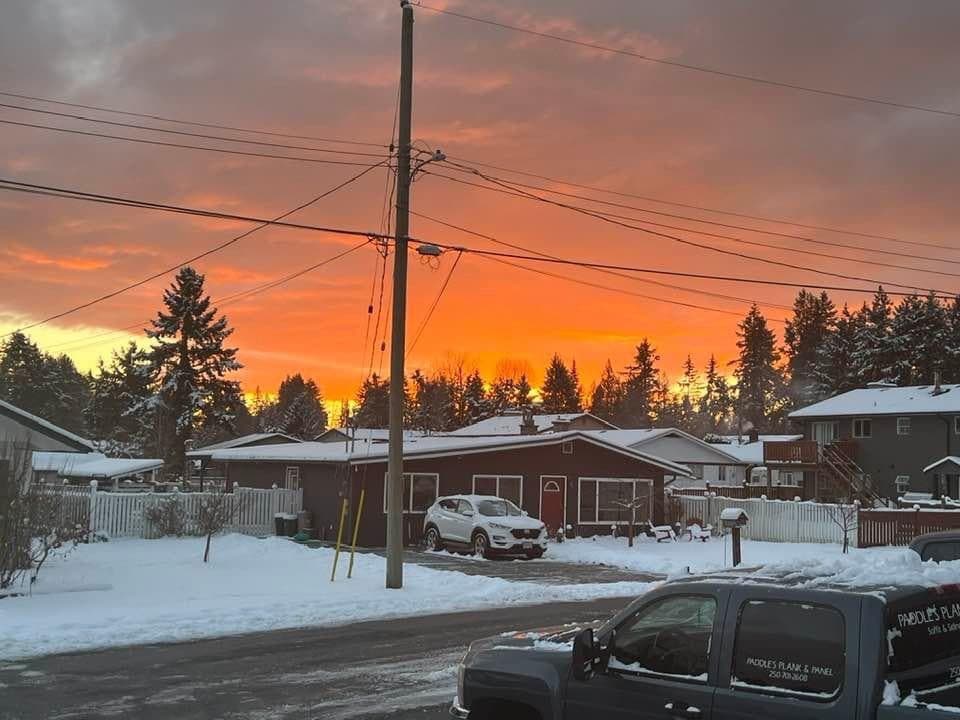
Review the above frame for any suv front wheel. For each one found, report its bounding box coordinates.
[472,530,490,559]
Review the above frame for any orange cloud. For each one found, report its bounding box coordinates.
[5,245,111,271]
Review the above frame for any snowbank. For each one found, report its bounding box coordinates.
[0,535,652,660]
[544,535,905,575]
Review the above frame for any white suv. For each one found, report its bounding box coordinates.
[423,494,548,559]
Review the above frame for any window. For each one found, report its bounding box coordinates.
[438,498,458,512]
[853,418,872,438]
[717,465,727,483]
[955,416,960,435]
[778,471,798,487]
[472,475,523,508]
[283,466,300,491]
[896,475,911,494]
[897,417,911,436]
[561,441,574,455]
[577,478,650,524]
[731,600,845,701]
[382,472,439,513]
[919,541,960,562]
[609,595,716,680]
[476,498,522,517]
[456,499,474,516]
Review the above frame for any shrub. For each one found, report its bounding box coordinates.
[144,495,187,537]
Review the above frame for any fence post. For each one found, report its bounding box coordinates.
[88,480,98,533]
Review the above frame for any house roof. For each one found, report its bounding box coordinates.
[789,384,960,419]
[314,428,428,443]
[707,435,804,465]
[33,451,164,479]
[447,412,618,436]
[210,430,693,477]
[582,428,746,465]
[922,456,960,474]
[187,433,303,455]
[0,398,95,452]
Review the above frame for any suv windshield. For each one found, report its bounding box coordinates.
[477,499,522,517]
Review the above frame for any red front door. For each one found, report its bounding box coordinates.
[539,476,565,535]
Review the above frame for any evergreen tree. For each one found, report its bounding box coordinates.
[851,288,895,384]
[621,339,661,428]
[944,296,960,383]
[514,374,533,409]
[888,292,947,386]
[540,354,581,413]
[813,304,862,396]
[488,375,516,415]
[589,359,624,422]
[700,354,732,433]
[355,374,390,428]
[570,360,584,412]
[43,354,91,436]
[733,305,785,431]
[0,332,50,418]
[86,342,155,455]
[146,267,243,473]
[461,370,490,425]
[784,290,836,404]
[272,374,328,440]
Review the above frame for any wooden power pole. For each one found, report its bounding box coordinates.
[386,0,414,589]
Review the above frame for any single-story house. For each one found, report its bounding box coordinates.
[582,429,748,486]
[210,431,691,546]
[32,451,164,487]
[0,398,95,454]
[315,428,428,444]
[447,411,618,436]
[186,433,302,489]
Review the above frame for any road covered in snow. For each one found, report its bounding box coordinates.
[0,534,653,660]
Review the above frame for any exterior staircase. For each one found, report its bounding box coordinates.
[819,442,886,507]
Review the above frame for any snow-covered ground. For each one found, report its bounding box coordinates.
[0,534,653,660]
[545,535,907,576]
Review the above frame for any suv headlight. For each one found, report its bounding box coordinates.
[489,522,511,531]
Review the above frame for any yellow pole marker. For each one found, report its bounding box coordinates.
[347,488,366,579]
[330,498,349,582]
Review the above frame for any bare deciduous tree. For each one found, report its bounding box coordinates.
[197,486,245,563]
[827,501,859,554]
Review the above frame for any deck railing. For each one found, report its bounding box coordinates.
[763,440,819,464]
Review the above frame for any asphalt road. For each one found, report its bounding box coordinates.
[1,597,634,720]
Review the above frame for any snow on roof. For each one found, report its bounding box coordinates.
[583,428,745,465]
[188,433,302,454]
[211,430,693,476]
[922,456,960,474]
[315,428,428,442]
[709,435,804,465]
[33,451,164,479]
[0,398,95,451]
[790,384,960,418]
[448,412,617,436]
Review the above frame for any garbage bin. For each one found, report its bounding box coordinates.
[282,514,298,537]
[274,513,285,536]
[298,510,314,537]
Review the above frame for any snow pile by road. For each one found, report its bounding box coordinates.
[544,535,903,575]
[0,535,653,660]
[764,548,960,591]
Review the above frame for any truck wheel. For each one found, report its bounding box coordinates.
[472,531,490,559]
[424,526,442,551]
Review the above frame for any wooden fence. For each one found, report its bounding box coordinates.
[672,485,802,501]
[857,508,960,548]
[39,484,302,539]
[675,495,856,545]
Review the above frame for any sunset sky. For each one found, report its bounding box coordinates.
[2,0,960,404]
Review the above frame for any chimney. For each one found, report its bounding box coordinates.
[934,370,943,394]
[520,407,537,435]
[748,428,759,444]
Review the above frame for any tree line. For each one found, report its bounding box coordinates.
[3,273,960,475]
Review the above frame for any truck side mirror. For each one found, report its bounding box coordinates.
[571,628,597,681]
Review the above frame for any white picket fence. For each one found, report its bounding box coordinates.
[676,495,856,546]
[46,484,302,538]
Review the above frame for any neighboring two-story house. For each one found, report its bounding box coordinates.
[773,381,960,502]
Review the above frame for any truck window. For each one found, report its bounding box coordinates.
[731,600,845,701]
[608,595,716,681]
[920,541,960,563]
[886,588,960,707]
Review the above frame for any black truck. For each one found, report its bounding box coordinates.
[452,572,960,719]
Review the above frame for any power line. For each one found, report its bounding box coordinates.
[0,118,387,167]
[0,90,387,148]
[0,102,389,159]
[1,160,386,338]
[410,209,792,312]
[415,3,960,120]
[437,159,960,262]
[424,167,952,295]
[407,251,464,356]
[2,175,950,298]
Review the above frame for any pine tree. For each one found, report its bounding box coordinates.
[43,354,91,436]
[813,304,862,396]
[355,374,390,428]
[570,360,584,412]
[0,332,51,418]
[272,374,328,440]
[888,292,947,386]
[944,296,960,383]
[461,370,490,425]
[784,290,836,405]
[86,342,155,455]
[851,288,895,384]
[621,339,661,428]
[733,305,785,431]
[488,376,517,415]
[409,370,454,432]
[541,354,581,413]
[700,355,732,433]
[589,359,624,422]
[146,267,243,473]
[514,374,533,409]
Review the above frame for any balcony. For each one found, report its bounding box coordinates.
[763,440,819,464]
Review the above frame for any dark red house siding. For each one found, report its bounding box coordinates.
[225,438,667,547]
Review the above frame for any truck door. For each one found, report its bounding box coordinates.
[711,590,861,719]
[565,590,728,720]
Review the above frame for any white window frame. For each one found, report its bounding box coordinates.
[577,477,653,525]
[897,417,911,436]
[284,466,300,491]
[717,465,727,483]
[778,471,799,487]
[561,441,574,455]
[895,475,911,494]
[382,472,439,514]
[852,418,872,439]
[471,474,524,508]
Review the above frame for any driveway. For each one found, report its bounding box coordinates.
[1,598,633,720]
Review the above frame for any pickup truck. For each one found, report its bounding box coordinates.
[452,572,960,719]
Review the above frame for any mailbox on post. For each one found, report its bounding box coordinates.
[719,507,749,567]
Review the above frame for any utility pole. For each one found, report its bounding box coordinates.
[386,0,414,589]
